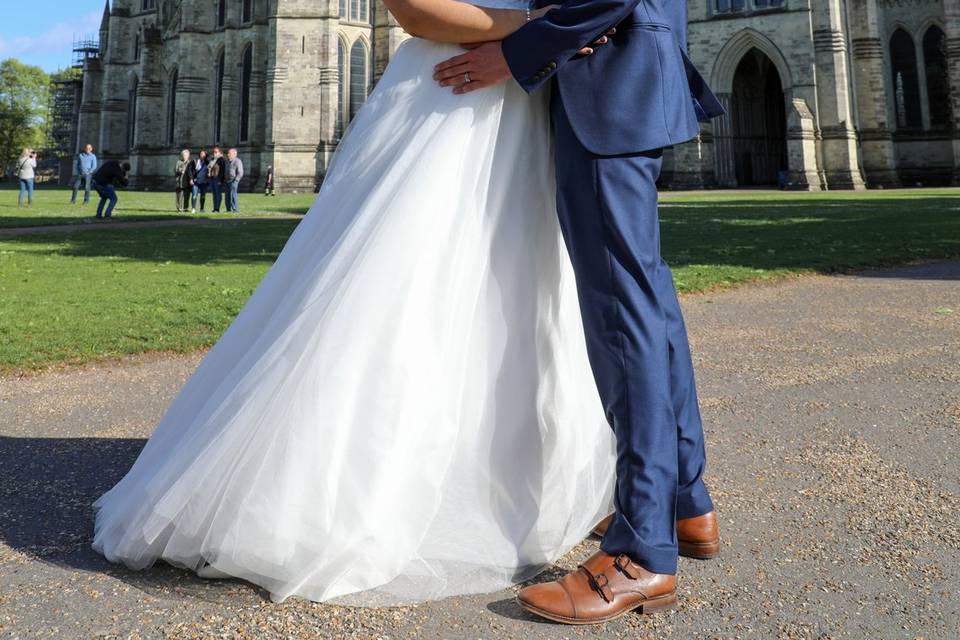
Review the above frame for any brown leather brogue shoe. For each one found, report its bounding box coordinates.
[677,511,720,559]
[591,511,720,559]
[517,551,676,625]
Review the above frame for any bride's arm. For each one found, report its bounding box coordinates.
[384,0,551,44]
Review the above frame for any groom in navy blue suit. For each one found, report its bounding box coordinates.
[435,0,724,623]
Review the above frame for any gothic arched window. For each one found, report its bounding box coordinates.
[337,39,347,135]
[167,68,178,145]
[243,0,254,23]
[349,39,369,121]
[216,0,226,28]
[128,76,139,152]
[349,0,370,23]
[339,0,347,18]
[214,51,225,142]
[239,45,253,142]
[890,29,922,129]
[923,25,951,129]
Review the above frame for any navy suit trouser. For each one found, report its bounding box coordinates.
[551,90,713,576]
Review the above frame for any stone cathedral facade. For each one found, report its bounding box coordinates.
[79,0,959,191]
[80,0,406,190]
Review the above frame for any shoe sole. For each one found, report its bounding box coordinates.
[517,591,677,625]
[679,539,720,559]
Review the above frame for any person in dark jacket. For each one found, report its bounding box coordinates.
[174,149,195,212]
[208,146,227,212]
[264,164,275,196]
[190,149,209,213]
[91,160,131,219]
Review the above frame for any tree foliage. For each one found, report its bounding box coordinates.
[0,59,51,172]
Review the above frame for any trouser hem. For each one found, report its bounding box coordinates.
[600,536,677,576]
[676,483,714,520]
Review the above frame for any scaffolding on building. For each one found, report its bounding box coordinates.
[46,37,99,182]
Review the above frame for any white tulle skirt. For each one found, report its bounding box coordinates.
[92,38,616,605]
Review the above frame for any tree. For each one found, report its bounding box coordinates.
[0,59,50,173]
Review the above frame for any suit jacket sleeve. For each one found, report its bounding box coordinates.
[502,0,644,93]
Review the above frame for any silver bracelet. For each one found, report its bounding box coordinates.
[525,7,531,22]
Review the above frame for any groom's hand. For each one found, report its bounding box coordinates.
[433,28,616,95]
[434,42,511,95]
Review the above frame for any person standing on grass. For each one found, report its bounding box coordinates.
[174,149,195,213]
[71,144,98,205]
[16,148,37,208]
[208,146,227,212]
[225,148,244,213]
[91,160,130,219]
[191,149,209,213]
[264,164,275,196]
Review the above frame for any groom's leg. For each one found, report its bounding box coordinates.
[657,260,714,519]
[551,97,678,576]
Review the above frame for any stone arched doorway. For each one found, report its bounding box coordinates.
[729,49,787,186]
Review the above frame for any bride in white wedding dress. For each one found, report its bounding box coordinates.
[93,0,615,606]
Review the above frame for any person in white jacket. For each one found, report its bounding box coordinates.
[16,148,37,208]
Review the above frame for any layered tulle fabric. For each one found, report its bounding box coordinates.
[93,37,616,605]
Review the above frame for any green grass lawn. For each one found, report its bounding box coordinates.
[0,185,316,228]
[0,188,958,371]
[0,220,298,370]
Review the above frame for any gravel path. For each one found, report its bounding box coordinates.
[1,262,958,639]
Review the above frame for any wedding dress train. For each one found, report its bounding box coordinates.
[93,33,616,605]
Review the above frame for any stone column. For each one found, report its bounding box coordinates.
[668,132,713,189]
[174,29,213,148]
[711,93,737,187]
[316,1,342,181]
[130,27,166,187]
[98,9,138,160]
[945,0,960,184]
[372,0,407,83]
[264,0,328,191]
[219,4,242,150]
[848,0,899,187]
[785,98,823,190]
[810,0,865,189]
[77,56,103,158]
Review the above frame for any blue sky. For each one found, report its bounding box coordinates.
[0,1,107,72]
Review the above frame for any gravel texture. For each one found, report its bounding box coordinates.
[1,261,958,639]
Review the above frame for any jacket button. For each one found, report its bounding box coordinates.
[548,62,557,69]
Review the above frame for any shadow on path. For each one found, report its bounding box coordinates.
[855,260,960,281]
[0,435,265,603]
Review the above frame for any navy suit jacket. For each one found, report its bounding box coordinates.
[502,0,725,156]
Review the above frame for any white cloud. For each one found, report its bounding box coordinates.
[0,10,103,66]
